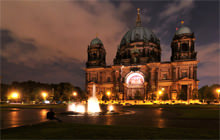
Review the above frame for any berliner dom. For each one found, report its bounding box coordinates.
[85,8,199,102]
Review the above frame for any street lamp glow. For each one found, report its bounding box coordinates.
[161,88,165,91]
[73,92,77,96]
[41,92,48,99]
[158,90,163,95]
[106,91,111,96]
[11,92,19,99]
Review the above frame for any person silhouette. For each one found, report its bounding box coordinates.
[46,108,62,122]
[46,108,55,120]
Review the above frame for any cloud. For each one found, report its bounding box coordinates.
[1,1,134,67]
[160,43,171,62]
[1,56,85,87]
[1,29,56,68]
[154,0,195,40]
[159,0,194,19]
[197,42,220,77]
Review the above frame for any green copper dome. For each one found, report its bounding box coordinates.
[175,26,192,35]
[120,26,159,45]
[90,37,103,45]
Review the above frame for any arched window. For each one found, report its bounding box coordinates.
[181,43,188,52]
[93,53,97,59]
[126,72,144,85]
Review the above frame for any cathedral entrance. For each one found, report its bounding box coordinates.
[125,72,145,100]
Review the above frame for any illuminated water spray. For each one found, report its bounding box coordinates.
[88,83,101,113]
[68,83,101,113]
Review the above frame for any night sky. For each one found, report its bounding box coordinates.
[1,0,219,89]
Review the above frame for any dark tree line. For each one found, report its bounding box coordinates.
[198,84,220,102]
[0,81,87,103]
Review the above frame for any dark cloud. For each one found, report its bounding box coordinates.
[1,56,85,87]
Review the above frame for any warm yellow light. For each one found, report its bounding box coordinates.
[158,90,163,95]
[108,105,114,112]
[106,91,111,96]
[161,88,165,91]
[73,92,77,96]
[11,92,19,99]
[42,92,48,98]
[216,89,220,93]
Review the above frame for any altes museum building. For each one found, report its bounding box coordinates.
[85,9,199,101]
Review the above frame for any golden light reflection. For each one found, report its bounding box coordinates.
[11,111,19,128]
[158,118,165,128]
[155,108,165,128]
[40,109,48,120]
[106,116,113,125]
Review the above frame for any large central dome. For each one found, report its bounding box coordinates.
[120,26,159,45]
[114,8,161,65]
[120,8,159,46]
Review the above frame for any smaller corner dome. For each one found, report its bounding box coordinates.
[175,26,192,35]
[90,37,103,45]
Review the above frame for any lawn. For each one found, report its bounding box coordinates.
[1,122,219,139]
[124,104,220,119]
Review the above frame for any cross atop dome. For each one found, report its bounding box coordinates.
[136,8,141,27]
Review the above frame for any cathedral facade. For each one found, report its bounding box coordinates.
[85,9,199,101]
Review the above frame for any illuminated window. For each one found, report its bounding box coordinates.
[126,73,144,85]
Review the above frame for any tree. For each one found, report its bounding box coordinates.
[192,88,198,100]
[198,85,208,101]
[0,81,84,103]
[198,85,216,102]
[149,92,156,100]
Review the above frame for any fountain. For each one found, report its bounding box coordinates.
[65,83,134,116]
[108,104,114,112]
[68,83,101,114]
[87,84,101,113]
